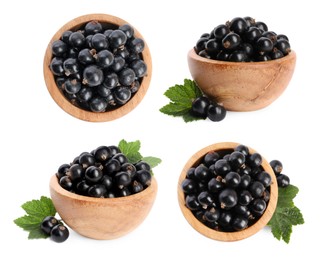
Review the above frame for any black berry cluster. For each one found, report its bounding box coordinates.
[194,16,291,62]
[50,20,147,112]
[270,159,290,187]
[191,96,226,122]
[56,145,152,198]
[181,144,273,232]
[40,216,69,243]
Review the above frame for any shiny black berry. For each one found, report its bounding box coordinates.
[191,96,210,118]
[222,32,241,50]
[40,216,59,235]
[50,224,69,243]
[219,188,238,209]
[277,173,290,187]
[82,65,104,87]
[207,103,227,121]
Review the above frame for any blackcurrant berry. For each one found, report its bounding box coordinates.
[256,37,273,53]
[50,57,64,76]
[277,173,290,187]
[238,190,253,206]
[229,151,245,170]
[119,24,134,39]
[88,184,107,197]
[121,162,136,178]
[181,178,197,194]
[84,20,103,35]
[61,31,72,44]
[203,151,220,167]
[112,153,128,165]
[50,224,69,243]
[239,174,251,189]
[79,152,96,169]
[76,180,90,195]
[185,195,201,211]
[128,38,145,53]
[224,171,241,188]
[219,188,238,209]
[82,65,104,87]
[243,26,262,43]
[117,187,131,197]
[269,159,283,175]
[194,164,212,183]
[255,21,268,32]
[77,87,93,102]
[59,176,73,191]
[135,161,151,171]
[131,181,144,194]
[204,207,220,222]
[248,152,262,168]
[91,33,109,51]
[249,181,265,198]
[103,72,119,89]
[136,169,152,187]
[56,164,70,180]
[207,176,224,193]
[113,86,132,105]
[94,146,111,162]
[118,68,136,86]
[228,17,248,34]
[85,165,103,183]
[234,144,249,156]
[197,191,214,208]
[207,103,227,121]
[213,24,230,40]
[229,50,248,62]
[101,175,113,190]
[109,30,127,50]
[251,198,267,215]
[205,39,221,56]
[94,49,114,68]
[130,59,147,78]
[89,96,107,112]
[232,216,248,231]
[68,31,85,49]
[64,78,81,94]
[67,164,84,182]
[195,37,208,54]
[218,210,232,227]
[191,96,210,118]
[276,39,291,55]
[222,32,241,50]
[40,216,59,235]
[256,171,272,187]
[104,159,121,174]
[111,56,126,72]
[52,40,68,57]
[214,159,231,176]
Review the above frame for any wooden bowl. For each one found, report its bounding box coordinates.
[187,49,296,111]
[43,13,152,122]
[49,174,157,240]
[177,142,278,242]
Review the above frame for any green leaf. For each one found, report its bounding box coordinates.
[267,185,304,243]
[21,196,56,221]
[160,79,205,122]
[14,196,56,240]
[159,102,191,116]
[142,156,162,168]
[118,140,162,171]
[118,139,143,164]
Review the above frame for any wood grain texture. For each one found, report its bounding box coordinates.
[187,49,296,111]
[50,175,157,240]
[43,13,152,122]
[177,142,278,242]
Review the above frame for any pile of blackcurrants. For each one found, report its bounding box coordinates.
[50,20,147,112]
[41,216,69,243]
[56,145,152,198]
[195,16,291,62]
[181,144,276,232]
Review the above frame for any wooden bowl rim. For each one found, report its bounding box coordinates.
[43,13,152,122]
[177,141,278,242]
[50,174,158,204]
[188,48,296,67]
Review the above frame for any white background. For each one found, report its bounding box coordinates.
[1,0,329,259]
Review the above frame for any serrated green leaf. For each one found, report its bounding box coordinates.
[28,227,49,239]
[118,139,143,164]
[159,102,191,116]
[21,196,56,220]
[160,79,206,122]
[277,185,299,208]
[267,184,304,243]
[14,215,42,231]
[183,113,205,123]
[142,156,162,168]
